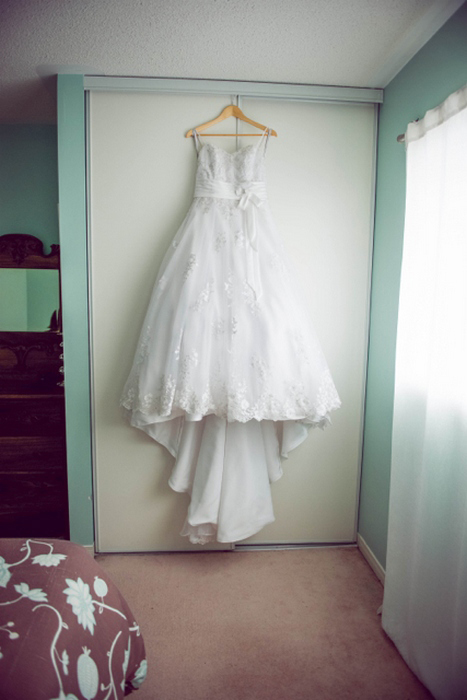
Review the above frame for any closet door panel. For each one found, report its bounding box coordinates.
[89,91,236,551]
[240,98,375,544]
[88,91,375,551]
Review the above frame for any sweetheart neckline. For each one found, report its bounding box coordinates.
[201,142,258,158]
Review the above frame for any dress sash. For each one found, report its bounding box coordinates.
[194,179,267,298]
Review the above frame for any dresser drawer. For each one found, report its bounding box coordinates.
[0,470,69,538]
[0,470,68,517]
[0,396,65,437]
[0,509,69,538]
[0,436,66,470]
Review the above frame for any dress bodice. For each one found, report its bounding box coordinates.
[195,134,268,186]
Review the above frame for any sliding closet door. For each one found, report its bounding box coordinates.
[88,90,375,551]
[88,91,237,552]
[239,97,375,545]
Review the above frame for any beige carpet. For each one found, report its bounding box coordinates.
[97,547,432,700]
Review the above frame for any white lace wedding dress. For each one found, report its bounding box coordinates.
[121,128,341,544]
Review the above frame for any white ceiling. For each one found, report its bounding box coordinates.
[0,0,464,123]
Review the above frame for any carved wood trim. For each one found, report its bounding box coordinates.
[0,331,64,392]
[0,331,62,367]
[0,233,60,269]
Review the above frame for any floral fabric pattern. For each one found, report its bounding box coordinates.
[0,539,147,700]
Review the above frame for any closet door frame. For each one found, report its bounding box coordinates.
[57,74,382,547]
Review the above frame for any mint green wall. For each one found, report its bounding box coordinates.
[26,269,60,330]
[358,2,467,569]
[0,125,59,250]
[0,269,59,331]
[0,269,27,330]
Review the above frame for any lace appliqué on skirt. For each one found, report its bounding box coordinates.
[121,364,340,426]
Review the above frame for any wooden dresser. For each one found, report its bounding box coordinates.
[0,234,69,538]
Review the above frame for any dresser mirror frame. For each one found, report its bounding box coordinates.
[0,233,69,538]
[0,233,63,393]
[0,233,61,333]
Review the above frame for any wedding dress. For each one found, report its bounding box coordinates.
[120,128,341,544]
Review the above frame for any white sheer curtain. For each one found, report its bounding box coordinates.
[382,83,467,700]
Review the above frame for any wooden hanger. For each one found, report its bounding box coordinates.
[186,105,277,138]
